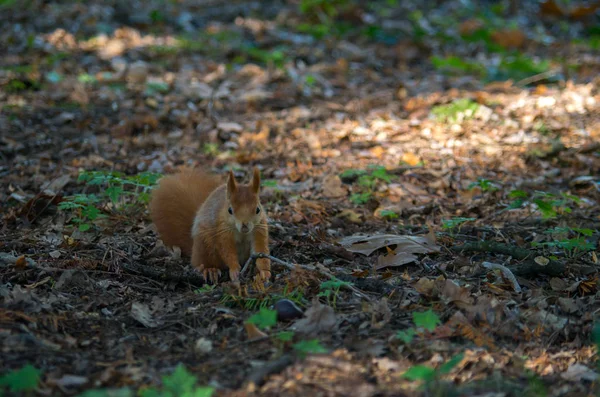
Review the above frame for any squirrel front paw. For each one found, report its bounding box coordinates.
[228,263,241,284]
[255,257,271,281]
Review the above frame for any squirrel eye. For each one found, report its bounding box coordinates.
[256,206,261,214]
[228,207,233,215]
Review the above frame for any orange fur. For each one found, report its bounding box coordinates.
[149,169,223,255]
[149,167,271,284]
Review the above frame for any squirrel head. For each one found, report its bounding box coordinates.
[226,167,263,234]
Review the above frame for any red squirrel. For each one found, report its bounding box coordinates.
[149,167,270,284]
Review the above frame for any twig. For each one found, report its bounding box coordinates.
[515,70,559,87]
[241,253,373,302]
[245,354,295,387]
[481,261,522,293]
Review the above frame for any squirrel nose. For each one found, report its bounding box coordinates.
[241,223,249,233]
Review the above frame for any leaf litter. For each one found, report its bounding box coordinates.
[0,0,599,396]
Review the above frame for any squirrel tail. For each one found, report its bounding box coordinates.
[149,169,222,255]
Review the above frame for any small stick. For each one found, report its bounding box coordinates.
[241,253,373,302]
[481,261,522,293]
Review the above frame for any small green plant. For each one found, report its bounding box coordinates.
[58,171,161,231]
[431,99,480,123]
[431,56,484,75]
[350,192,372,205]
[247,307,278,330]
[292,339,328,358]
[468,178,499,193]
[379,210,399,220]
[0,364,42,394]
[202,143,219,157]
[402,353,464,391]
[507,189,528,209]
[276,331,295,342]
[194,285,216,294]
[396,309,442,344]
[442,217,476,231]
[221,287,306,310]
[532,191,580,219]
[318,278,352,307]
[533,227,596,257]
[347,166,392,206]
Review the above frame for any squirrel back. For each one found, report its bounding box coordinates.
[149,169,223,255]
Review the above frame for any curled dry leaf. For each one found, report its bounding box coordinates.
[338,234,440,256]
[321,174,347,198]
[375,251,417,270]
[131,301,162,328]
[293,298,337,336]
[438,279,474,308]
[244,323,268,341]
[414,277,436,296]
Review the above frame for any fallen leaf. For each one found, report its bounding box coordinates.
[337,209,362,223]
[401,152,421,166]
[15,256,27,269]
[557,297,579,314]
[414,277,435,296]
[293,298,337,336]
[244,323,268,341]
[549,277,567,291]
[375,251,417,270]
[322,174,347,198]
[438,279,474,308]
[491,29,525,49]
[131,301,162,328]
[561,363,598,381]
[339,234,440,256]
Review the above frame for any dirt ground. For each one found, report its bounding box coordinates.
[1,1,600,396]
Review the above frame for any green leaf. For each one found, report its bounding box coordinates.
[438,353,464,375]
[371,166,392,183]
[106,186,124,203]
[77,388,134,397]
[533,199,556,218]
[508,189,528,199]
[396,328,416,344]
[413,309,441,332]
[0,364,42,392]
[350,192,372,205]
[379,210,399,220]
[292,339,328,357]
[442,217,476,230]
[573,228,594,237]
[162,364,197,396]
[185,387,215,397]
[402,365,436,382]
[78,223,91,232]
[247,307,277,330]
[276,331,295,342]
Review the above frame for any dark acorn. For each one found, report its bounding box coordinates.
[274,299,303,322]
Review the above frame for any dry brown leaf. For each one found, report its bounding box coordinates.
[15,255,27,269]
[549,277,567,291]
[338,234,440,256]
[244,323,268,341]
[414,277,436,296]
[540,0,565,17]
[337,209,362,224]
[322,174,347,198]
[491,29,525,49]
[375,251,417,270]
[459,19,484,36]
[401,152,421,166]
[131,302,162,328]
[293,298,337,336]
[436,279,474,308]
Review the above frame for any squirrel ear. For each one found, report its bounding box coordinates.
[227,170,237,198]
[251,167,260,193]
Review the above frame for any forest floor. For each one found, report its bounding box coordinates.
[1,0,600,396]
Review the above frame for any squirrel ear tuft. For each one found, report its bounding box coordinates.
[227,170,237,198]
[252,167,260,193]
